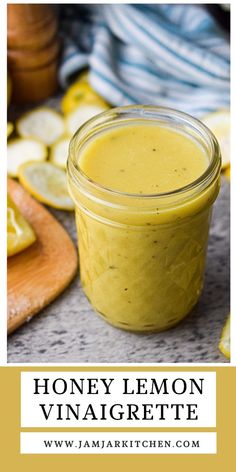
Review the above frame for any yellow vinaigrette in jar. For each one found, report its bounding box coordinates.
[80,125,207,194]
[68,106,221,332]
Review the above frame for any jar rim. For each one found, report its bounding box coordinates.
[68,105,221,201]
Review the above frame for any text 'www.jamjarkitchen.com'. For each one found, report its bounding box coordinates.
[20,432,217,454]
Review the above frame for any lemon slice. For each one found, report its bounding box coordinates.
[202,110,230,169]
[7,138,47,177]
[18,161,74,211]
[17,108,65,146]
[65,104,107,136]
[7,194,36,257]
[7,122,14,138]
[219,314,230,359]
[61,79,109,115]
[50,136,70,169]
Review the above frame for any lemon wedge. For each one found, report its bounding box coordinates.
[61,79,109,115]
[224,166,230,181]
[7,138,47,177]
[18,161,74,211]
[219,314,230,359]
[50,136,70,169]
[7,194,36,257]
[65,104,107,137]
[202,110,230,169]
[17,107,65,146]
[7,122,14,138]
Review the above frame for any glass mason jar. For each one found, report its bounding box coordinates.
[67,106,221,332]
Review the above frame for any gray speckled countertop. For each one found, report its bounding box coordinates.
[7,178,230,364]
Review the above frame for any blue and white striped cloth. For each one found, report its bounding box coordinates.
[59,4,230,117]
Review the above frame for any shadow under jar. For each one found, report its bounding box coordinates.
[67,106,221,332]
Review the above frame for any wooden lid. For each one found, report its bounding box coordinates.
[8,36,60,70]
[8,4,55,32]
[7,4,58,50]
[10,58,59,103]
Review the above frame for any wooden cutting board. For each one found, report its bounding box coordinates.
[7,178,78,334]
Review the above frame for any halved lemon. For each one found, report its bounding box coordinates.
[65,104,107,137]
[17,107,65,146]
[7,122,14,138]
[202,110,230,169]
[7,194,36,257]
[61,79,109,115]
[219,314,230,359]
[18,161,74,211]
[50,136,71,169]
[7,138,47,177]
